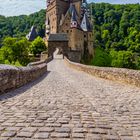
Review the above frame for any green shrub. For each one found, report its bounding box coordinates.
[90,47,111,67]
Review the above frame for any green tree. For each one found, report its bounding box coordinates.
[13,38,30,65]
[0,9,46,46]
[30,37,46,56]
[0,37,30,66]
[110,50,136,69]
[91,3,140,69]
[90,47,111,67]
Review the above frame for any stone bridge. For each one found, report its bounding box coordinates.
[0,54,140,139]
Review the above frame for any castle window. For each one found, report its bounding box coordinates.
[84,35,86,38]
[66,23,68,26]
[67,30,69,33]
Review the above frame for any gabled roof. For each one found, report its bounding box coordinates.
[26,26,38,41]
[80,13,92,32]
[48,33,68,42]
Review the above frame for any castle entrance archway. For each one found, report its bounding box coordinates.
[47,33,69,58]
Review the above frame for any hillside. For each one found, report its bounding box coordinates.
[0,3,140,69]
[91,3,140,69]
[0,9,46,46]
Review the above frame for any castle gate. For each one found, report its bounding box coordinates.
[47,33,69,57]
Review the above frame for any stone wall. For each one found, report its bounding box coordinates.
[65,57,140,87]
[67,50,81,63]
[0,60,47,94]
[40,51,48,61]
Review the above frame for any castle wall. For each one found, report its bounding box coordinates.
[47,0,69,33]
[59,17,84,53]
[87,32,94,55]
[69,28,84,52]
[47,1,57,33]
[46,0,95,62]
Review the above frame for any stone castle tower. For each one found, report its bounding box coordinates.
[45,0,94,62]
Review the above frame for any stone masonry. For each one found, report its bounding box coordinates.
[0,60,47,94]
[65,57,140,87]
[0,56,140,139]
[45,0,94,62]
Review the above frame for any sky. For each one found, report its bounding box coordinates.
[0,0,46,17]
[92,0,140,4]
[0,0,139,17]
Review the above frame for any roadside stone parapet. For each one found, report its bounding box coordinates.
[0,61,47,94]
[65,57,140,87]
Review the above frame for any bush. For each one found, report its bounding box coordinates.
[110,50,136,69]
[0,37,30,66]
[90,47,111,67]
[29,37,46,56]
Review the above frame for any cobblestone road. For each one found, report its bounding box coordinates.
[0,57,140,140]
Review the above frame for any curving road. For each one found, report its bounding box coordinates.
[0,56,140,139]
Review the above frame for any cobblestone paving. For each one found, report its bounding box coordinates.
[0,58,140,140]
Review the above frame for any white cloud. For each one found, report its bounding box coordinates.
[0,0,46,17]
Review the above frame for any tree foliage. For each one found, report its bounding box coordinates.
[29,37,46,56]
[91,3,140,69]
[0,37,30,66]
[0,36,47,66]
[0,10,47,66]
[0,9,46,47]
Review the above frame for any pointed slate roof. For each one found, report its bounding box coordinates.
[26,26,38,41]
[80,13,92,32]
[71,8,77,22]
[69,4,81,29]
[69,4,78,16]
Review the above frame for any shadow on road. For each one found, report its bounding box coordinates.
[0,71,51,101]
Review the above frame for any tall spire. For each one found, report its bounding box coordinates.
[80,13,92,32]
[70,5,78,28]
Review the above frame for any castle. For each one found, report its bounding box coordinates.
[45,0,94,62]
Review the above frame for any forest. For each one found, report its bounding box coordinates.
[0,9,46,46]
[0,3,140,69]
[91,3,140,69]
[0,9,46,66]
